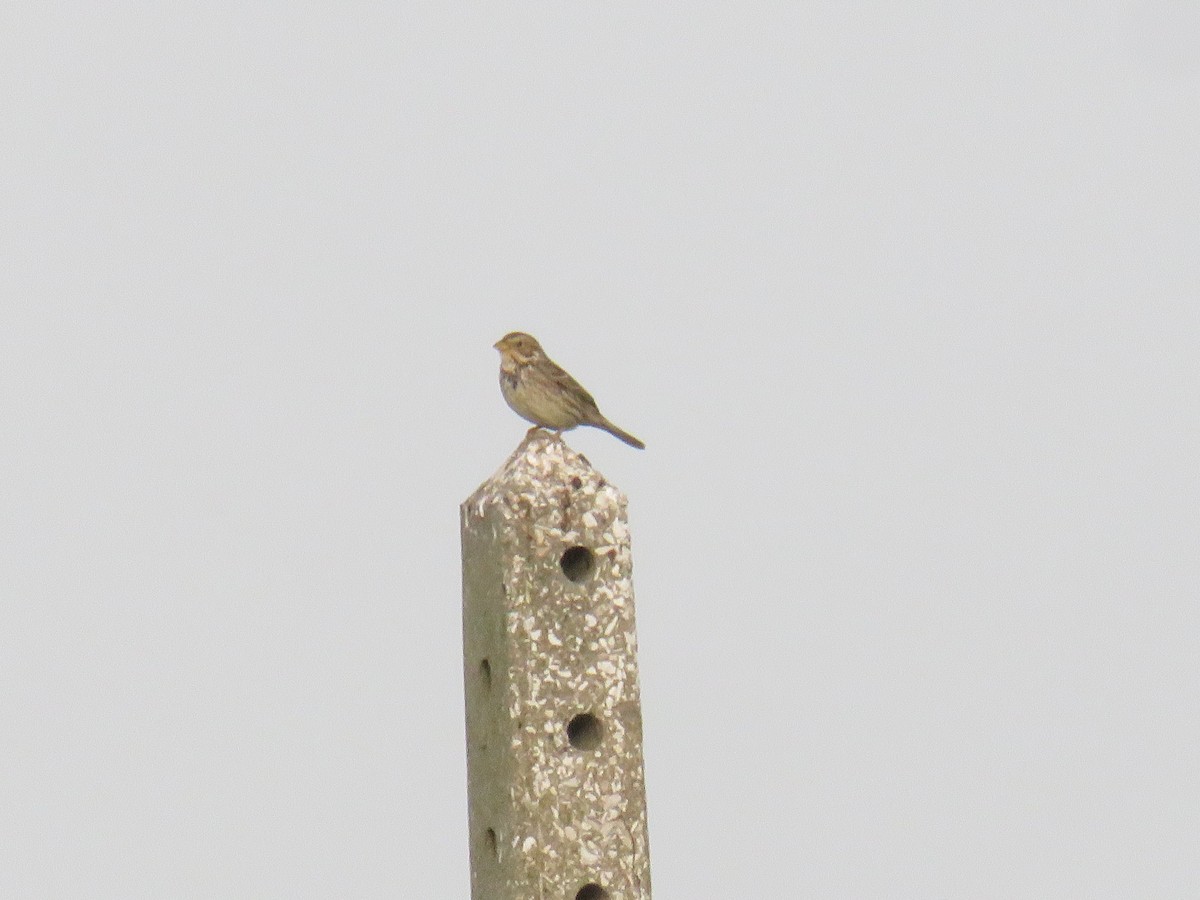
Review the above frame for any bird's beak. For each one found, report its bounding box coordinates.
[493,339,503,351]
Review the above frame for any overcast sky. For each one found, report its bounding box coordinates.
[2,3,1197,898]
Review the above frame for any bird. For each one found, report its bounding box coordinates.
[493,332,645,449]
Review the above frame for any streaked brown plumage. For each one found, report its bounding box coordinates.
[493,332,645,449]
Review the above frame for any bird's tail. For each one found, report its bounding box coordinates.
[593,416,645,450]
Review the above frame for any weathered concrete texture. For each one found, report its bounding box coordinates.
[461,430,651,900]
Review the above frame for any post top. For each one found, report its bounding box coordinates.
[462,430,626,522]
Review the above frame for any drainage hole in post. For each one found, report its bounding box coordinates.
[485,827,498,861]
[566,713,604,751]
[559,546,594,583]
[479,658,492,690]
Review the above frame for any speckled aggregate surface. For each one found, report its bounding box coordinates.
[461,431,651,900]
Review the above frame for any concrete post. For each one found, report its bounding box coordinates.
[461,430,652,900]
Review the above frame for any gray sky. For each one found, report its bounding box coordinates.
[2,3,1197,897]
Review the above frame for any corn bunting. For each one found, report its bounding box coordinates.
[493,332,645,449]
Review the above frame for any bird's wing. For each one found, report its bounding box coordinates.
[546,359,598,411]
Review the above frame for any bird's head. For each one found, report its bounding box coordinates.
[494,332,544,365]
